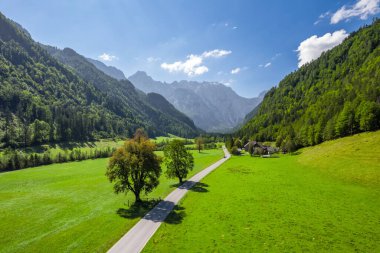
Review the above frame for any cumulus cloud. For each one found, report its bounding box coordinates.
[297,30,349,67]
[161,49,231,76]
[331,0,380,24]
[231,67,241,74]
[98,53,117,62]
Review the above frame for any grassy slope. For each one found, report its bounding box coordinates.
[0,149,223,253]
[144,131,380,252]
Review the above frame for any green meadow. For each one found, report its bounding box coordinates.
[0,149,223,253]
[144,131,380,252]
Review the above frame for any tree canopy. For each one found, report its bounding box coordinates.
[106,130,162,202]
[163,140,194,183]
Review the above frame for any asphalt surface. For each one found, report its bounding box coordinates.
[107,146,231,253]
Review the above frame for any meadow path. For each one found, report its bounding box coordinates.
[107,146,231,253]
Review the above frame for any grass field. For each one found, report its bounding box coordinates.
[0,149,223,253]
[143,131,380,252]
[152,134,193,144]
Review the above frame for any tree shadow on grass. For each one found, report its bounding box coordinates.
[190,182,209,192]
[165,205,186,224]
[170,181,209,193]
[117,199,161,220]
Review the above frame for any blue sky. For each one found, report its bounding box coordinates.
[1,0,379,97]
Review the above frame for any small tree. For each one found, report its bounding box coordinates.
[164,140,194,184]
[234,138,242,148]
[248,142,254,156]
[106,130,162,203]
[231,146,240,155]
[195,136,204,153]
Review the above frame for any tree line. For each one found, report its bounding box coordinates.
[0,147,115,172]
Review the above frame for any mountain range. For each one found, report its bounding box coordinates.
[128,71,266,132]
[0,12,198,148]
[86,58,127,81]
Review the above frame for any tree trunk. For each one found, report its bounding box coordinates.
[134,192,142,203]
[179,177,183,184]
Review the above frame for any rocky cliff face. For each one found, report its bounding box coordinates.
[129,71,265,132]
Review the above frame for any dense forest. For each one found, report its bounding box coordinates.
[0,12,198,148]
[42,45,198,139]
[238,19,380,150]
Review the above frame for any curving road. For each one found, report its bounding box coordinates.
[108,146,231,253]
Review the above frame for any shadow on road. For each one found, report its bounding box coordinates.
[116,180,209,224]
[170,181,209,193]
[117,200,160,220]
[117,200,185,224]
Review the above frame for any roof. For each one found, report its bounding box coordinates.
[244,141,267,149]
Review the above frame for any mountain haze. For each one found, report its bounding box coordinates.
[42,45,198,137]
[129,71,265,132]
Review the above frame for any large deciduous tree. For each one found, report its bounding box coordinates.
[164,140,194,184]
[106,129,162,203]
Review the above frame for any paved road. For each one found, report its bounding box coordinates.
[108,147,231,253]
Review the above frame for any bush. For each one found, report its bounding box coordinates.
[231,146,240,155]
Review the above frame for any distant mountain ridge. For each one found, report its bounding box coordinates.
[129,71,266,132]
[86,58,126,80]
[42,45,198,137]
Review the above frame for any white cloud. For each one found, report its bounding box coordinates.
[98,53,117,62]
[232,26,238,30]
[161,49,231,76]
[259,62,271,68]
[202,49,232,58]
[147,57,161,63]
[319,11,331,19]
[231,67,241,74]
[297,29,349,67]
[222,79,235,86]
[331,0,380,24]
[161,55,208,76]
[314,11,331,25]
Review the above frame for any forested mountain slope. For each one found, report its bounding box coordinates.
[238,19,380,148]
[42,45,198,138]
[0,12,197,148]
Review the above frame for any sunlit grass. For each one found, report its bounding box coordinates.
[0,149,223,253]
[144,131,380,252]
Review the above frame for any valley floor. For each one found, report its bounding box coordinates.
[143,131,380,252]
[0,149,223,253]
